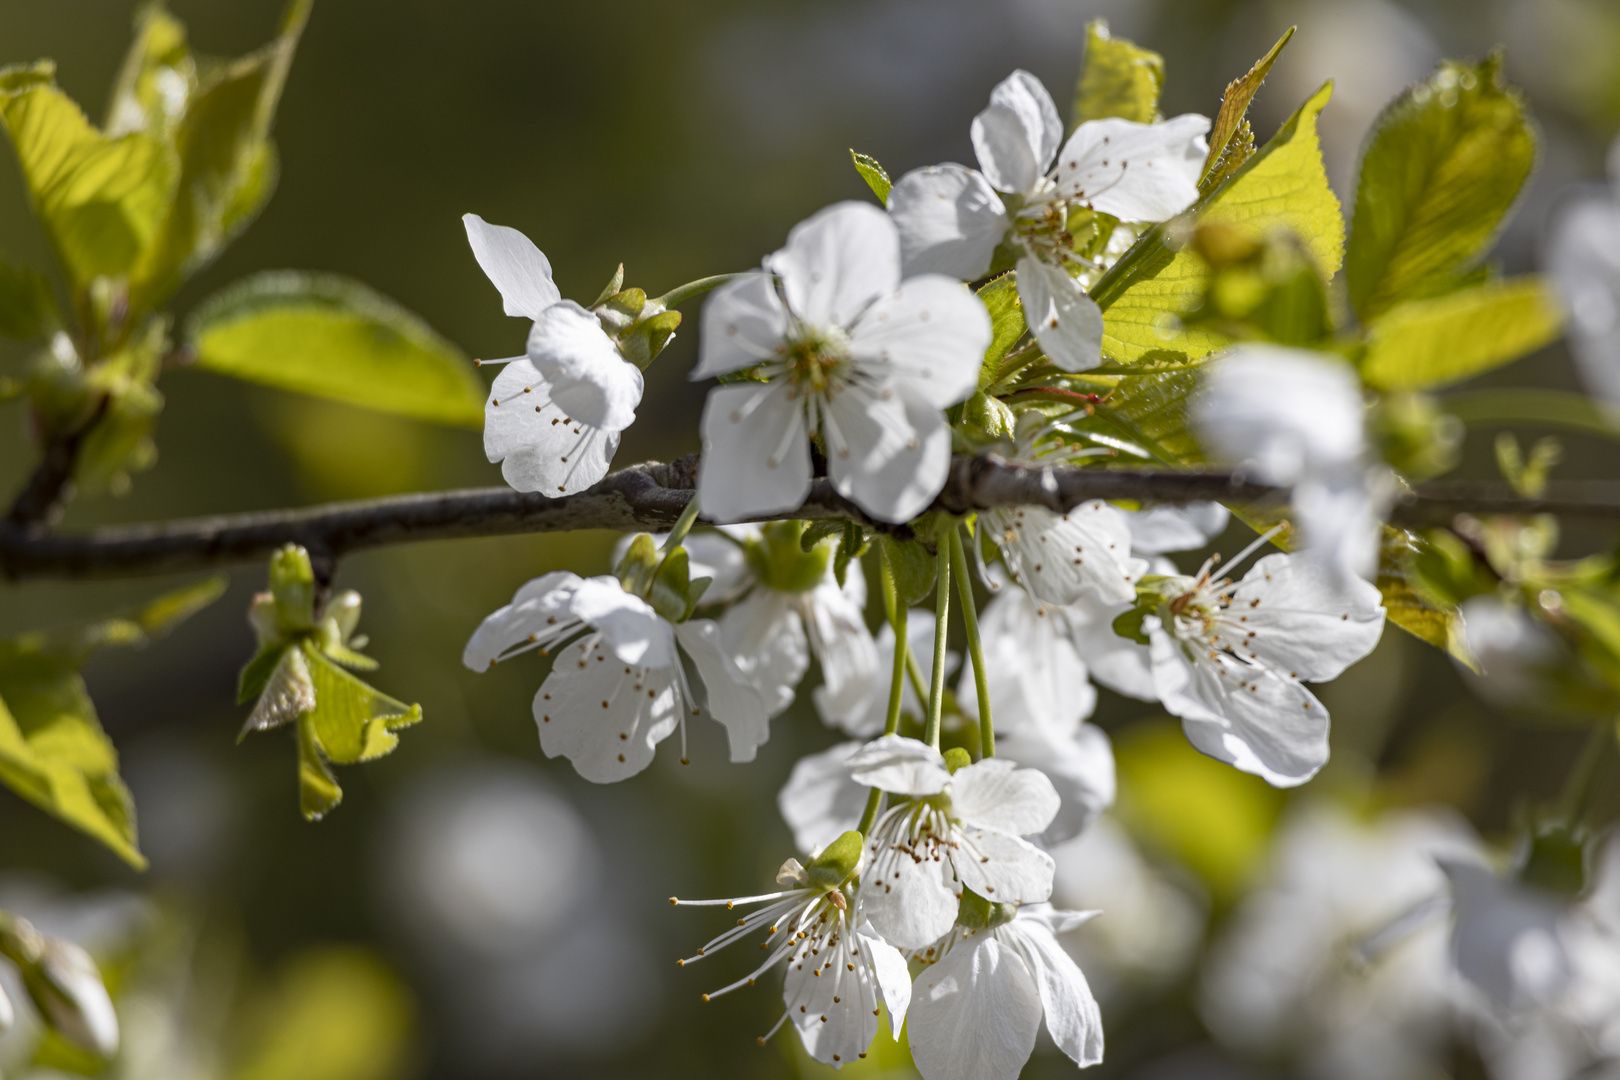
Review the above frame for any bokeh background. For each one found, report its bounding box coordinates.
[1,0,1619,1077]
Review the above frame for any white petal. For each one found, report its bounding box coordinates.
[569,577,673,668]
[858,925,913,1035]
[1548,193,1620,407]
[1223,552,1385,682]
[814,608,941,737]
[971,69,1063,195]
[824,387,951,525]
[784,931,881,1067]
[698,381,811,523]
[952,827,1056,905]
[849,274,991,409]
[534,636,679,783]
[950,758,1061,836]
[1005,915,1105,1066]
[1123,502,1230,555]
[675,618,773,763]
[996,724,1116,847]
[800,577,881,712]
[526,301,642,431]
[483,359,620,495]
[462,570,582,670]
[1052,114,1210,222]
[1442,859,1574,1012]
[957,584,1095,739]
[1064,589,1157,700]
[887,164,1009,280]
[682,529,753,602]
[1291,472,1391,587]
[768,201,900,328]
[719,589,809,716]
[462,213,560,319]
[846,734,951,795]
[1149,619,1330,787]
[987,501,1136,606]
[692,272,789,381]
[1017,254,1104,373]
[909,935,1042,1080]
[863,830,961,949]
[778,741,867,856]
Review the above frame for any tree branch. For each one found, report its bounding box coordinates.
[5,396,110,530]
[4,452,1620,582]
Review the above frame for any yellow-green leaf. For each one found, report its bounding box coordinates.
[0,257,58,340]
[1379,527,1472,665]
[976,272,1025,388]
[105,1,196,139]
[1071,20,1163,127]
[0,62,176,286]
[1346,53,1535,321]
[1360,277,1563,391]
[849,149,891,203]
[1200,26,1294,191]
[188,271,485,426]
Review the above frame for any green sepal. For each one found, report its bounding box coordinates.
[943,747,972,774]
[597,286,647,328]
[958,392,1016,446]
[956,888,1019,930]
[850,150,891,203]
[619,308,682,370]
[1111,604,1152,646]
[879,535,937,606]
[591,263,626,307]
[799,521,846,553]
[615,532,661,597]
[745,520,835,594]
[648,547,693,623]
[834,521,869,588]
[806,830,864,889]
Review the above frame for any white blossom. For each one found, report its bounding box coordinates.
[1122,501,1230,554]
[1144,545,1385,787]
[463,570,769,782]
[778,741,867,857]
[1547,135,1620,406]
[887,69,1208,371]
[693,201,991,524]
[850,736,1058,949]
[815,608,952,738]
[982,501,1142,606]
[908,904,1104,1080]
[465,214,644,496]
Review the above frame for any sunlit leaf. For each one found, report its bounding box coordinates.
[1199,26,1294,191]
[849,149,891,203]
[1346,53,1535,322]
[104,1,196,139]
[1071,20,1163,126]
[1360,277,1562,391]
[1379,527,1472,666]
[976,272,1025,388]
[188,271,485,426]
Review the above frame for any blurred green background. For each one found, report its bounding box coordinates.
[1,0,1618,1077]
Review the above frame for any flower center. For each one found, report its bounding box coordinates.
[782,324,852,398]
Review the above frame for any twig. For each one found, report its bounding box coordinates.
[5,396,110,530]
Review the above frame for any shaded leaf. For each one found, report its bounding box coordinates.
[0,257,58,340]
[1072,20,1163,127]
[1359,277,1562,391]
[1442,388,1620,441]
[188,271,485,426]
[849,149,891,203]
[878,535,937,607]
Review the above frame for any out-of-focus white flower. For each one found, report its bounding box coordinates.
[1145,547,1386,787]
[1547,136,1620,406]
[463,570,769,782]
[887,69,1208,371]
[1454,595,1564,709]
[1122,502,1230,555]
[674,833,911,1069]
[23,936,120,1058]
[816,608,952,738]
[1193,344,1388,587]
[693,202,990,524]
[777,741,866,858]
[851,736,1058,949]
[464,215,645,495]
[908,903,1104,1080]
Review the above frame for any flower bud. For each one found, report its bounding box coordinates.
[943,747,972,774]
[325,590,364,643]
[956,888,1018,930]
[22,937,119,1058]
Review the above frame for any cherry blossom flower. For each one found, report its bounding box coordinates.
[908,901,1104,1080]
[1142,542,1385,787]
[462,570,769,782]
[465,214,644,496]
[693,201,991,524]
[850,736,1059,949]
[1547,135,1620,406]
[887,69,1208,371]
[815,608,951,738]
[778,741,867,857]
[982,501,1142,606]
[672,833,911,1068]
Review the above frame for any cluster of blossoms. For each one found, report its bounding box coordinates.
[455,67,1401,1076]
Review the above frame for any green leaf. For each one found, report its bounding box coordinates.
[188,271,485,426]
[1072,20,1163,126]
[1090,371,1203,463]
[1346,53,1535,322]
[0,62,176,287]
[976,272,1026,389]
[850,150,891,203]
[1359,278,1563,391]
[130,0,312,314]
[1200,27,1294,191]
[878,535,937,607]
[1379,527,1472,666]
[301,645,419,767]
[105,1,197,139]
[0,257,58,340]
[1096,82,1343,367]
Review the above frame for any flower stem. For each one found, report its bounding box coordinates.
[924,541,952,751]
[950,526,993,759]
[858,547,913,837]
[661,495,702,553]
[1560,719,1615,830]
[651,273,746,312]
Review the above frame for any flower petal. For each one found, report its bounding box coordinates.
[462,570,583,670]
[815,608,943,737]
[801,574,881,713]
[1016,254,1104,373]
[952,827,1056,905]
[675,618,773,763]
[785,931,881,1067]
[1224,552,1385,682]
[862,835,960,950]
[996,724,1116,847]
[846,734,951,795]
[1065,588,1156,700]
[1549,194,1620,407]
[1123,502,1230,555]
[850,274,990,409]
[1005,914,1105,1067]
[778,741,867,856]
[1051,114,1210,222]
[908,935,1042,1080]
[957,583,1095,739]
[950,758,1061,837]
[824,388,951,525]
[719,588,808,716]
[970,69,1063,195]
[768,201,900,328]
[887,164,1009,280]
[986,501,1137,606]
[692,272,789,381]
[483,359,621,495]
[858,924,913,1035]
[569,577,673,668]
[534,635,679,783]
[698,381,811,524]
[462,213,560,319]
[526,301,642,431]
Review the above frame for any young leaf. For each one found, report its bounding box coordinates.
[1071,20,1163,127]
[0,258,58,340]
[0,62,177,286]
[850,150,892,203]
[878,535,937,606]
[1359,278,1562,391]
[1199,27,1295,191]
[187,271,485,426]
[976,272,1026,388]
[1346,53,1535,322]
